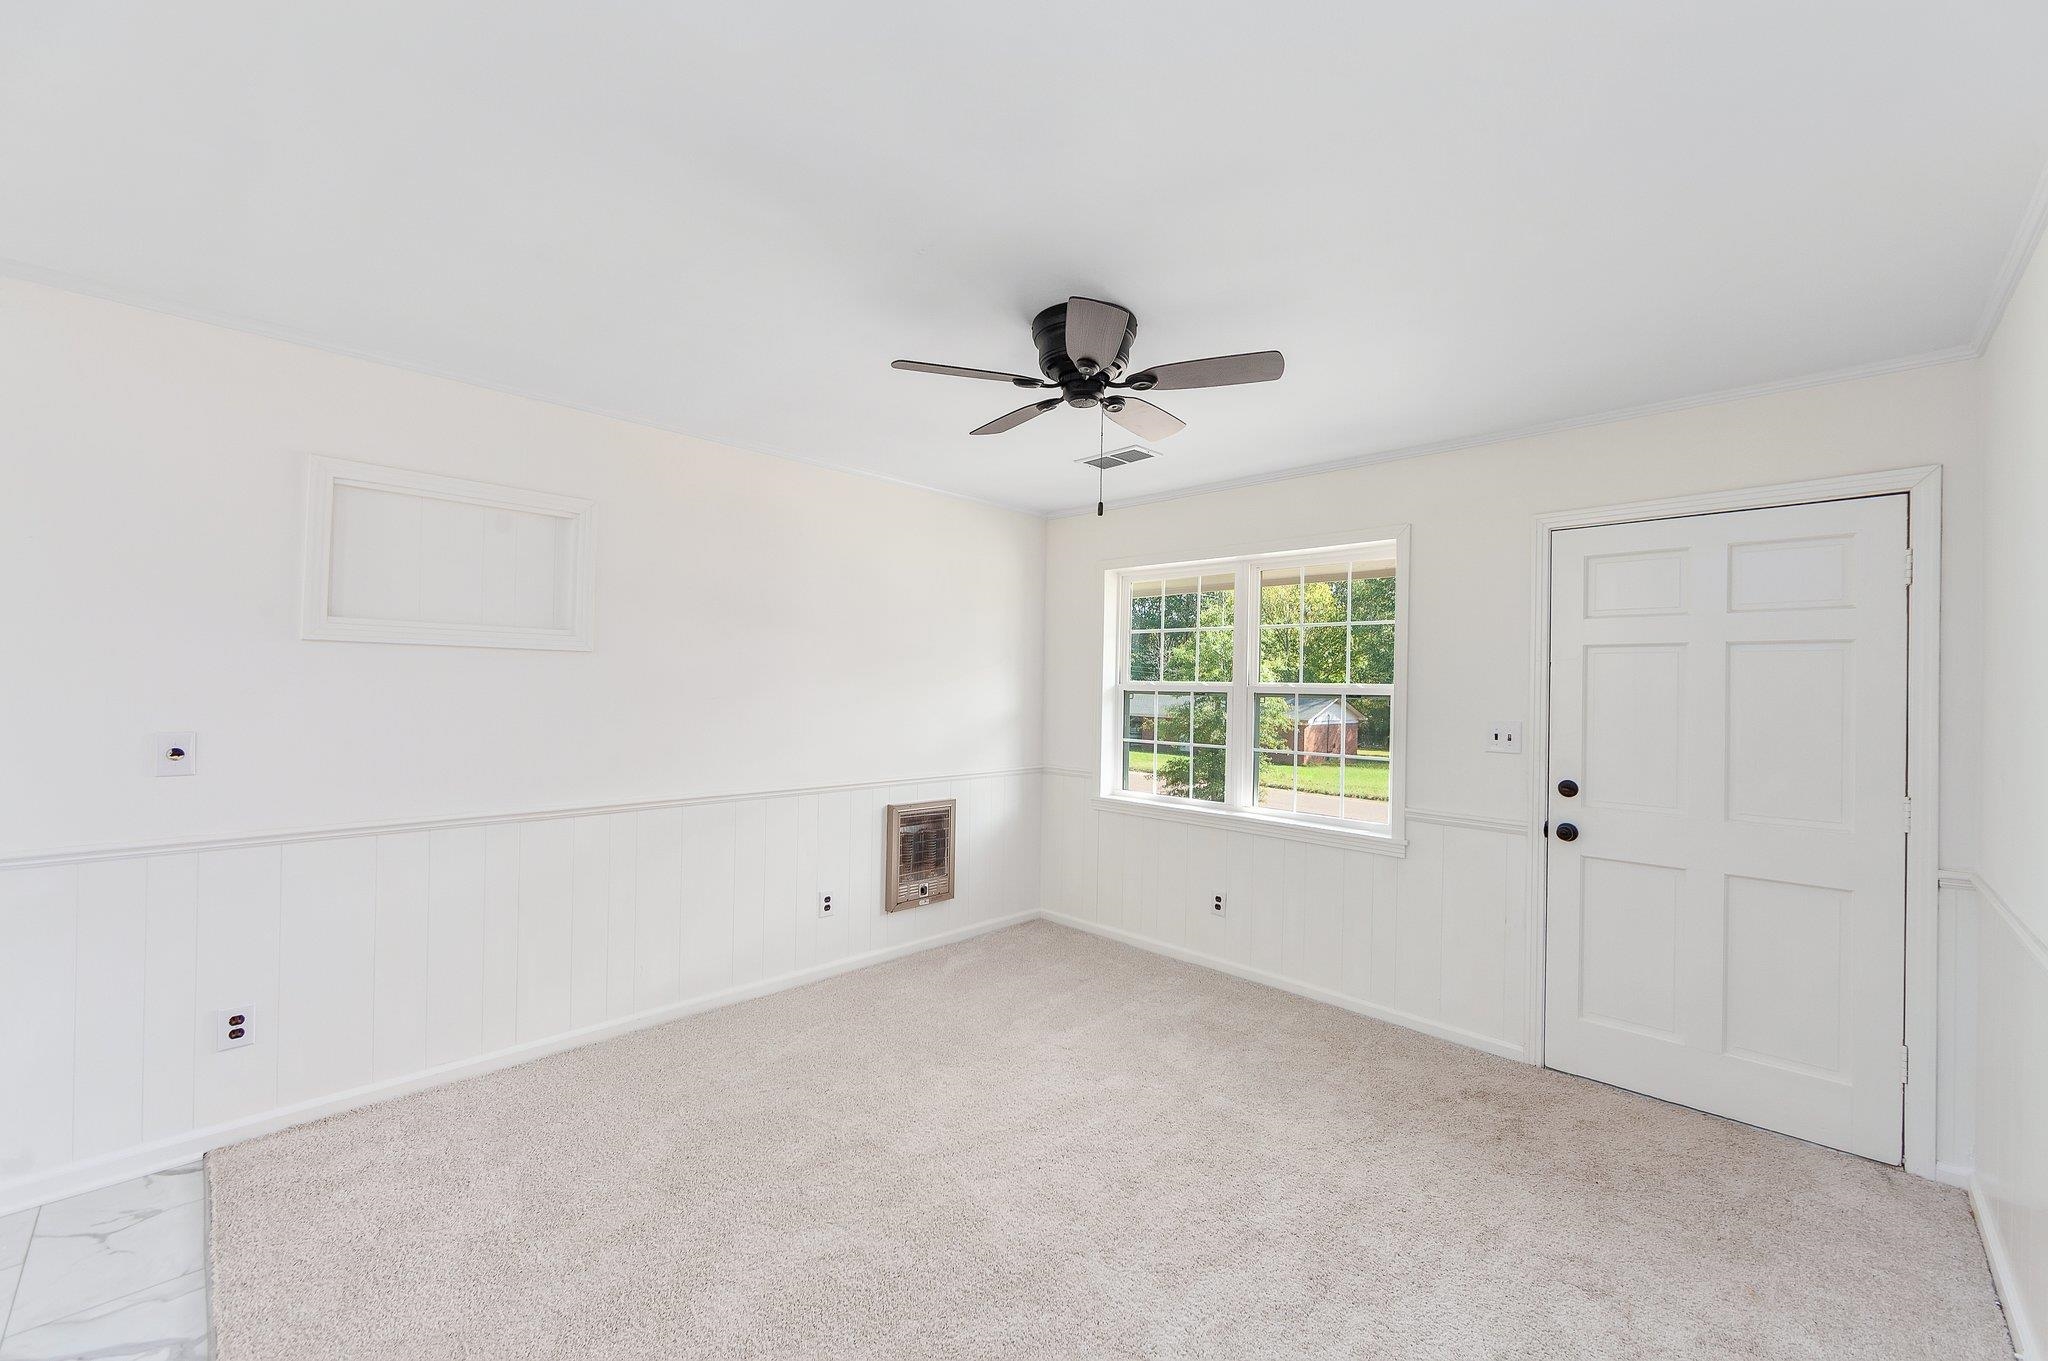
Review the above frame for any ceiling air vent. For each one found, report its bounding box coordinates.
[1076,445,1158,471]
[885,800,956,912]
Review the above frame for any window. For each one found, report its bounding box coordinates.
[1109,539,1403,840]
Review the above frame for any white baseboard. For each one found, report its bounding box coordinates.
[1972,1174,2038,1361]
[1041,910,1529,1062]
[0,910,1037,1218]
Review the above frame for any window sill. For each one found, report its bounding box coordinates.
[1089,794,1408,857]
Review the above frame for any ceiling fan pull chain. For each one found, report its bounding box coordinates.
[1097,407,1106,517]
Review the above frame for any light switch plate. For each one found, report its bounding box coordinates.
[1486,721,1523,754]
[153,732,198,777]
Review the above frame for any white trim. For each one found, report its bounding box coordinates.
[0,908,1038,1219]
[1042,911,1527,1062]
[1100,529,1410,844]
[1046,350,1977,519]
[1,253,2018,523]
[1091,523,1411,576]
[1972,1172,2041,1361]
[1406,807,1529,836]
[0,766,1046,870]
[1932,1161,1974,1190]
[1975,154,2048,355]
[1957,869,2048,977]
[0,260,1027,519]
[1523,464,1944,1177]
[1091,795,1408,857]
[300,455,597,650]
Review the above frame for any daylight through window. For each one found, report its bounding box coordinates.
[1112,541,1401,836]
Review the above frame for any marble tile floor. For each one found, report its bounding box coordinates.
[0,1165,208,1360]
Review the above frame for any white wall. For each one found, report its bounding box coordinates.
[0,279,1044,856]
[1971,220,2048,1360]
[1039,362,1983,1118]
[0,280,1045,1211]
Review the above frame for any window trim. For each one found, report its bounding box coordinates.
[1098,528,1410,848]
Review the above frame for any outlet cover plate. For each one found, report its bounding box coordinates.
[153,732,198,777]
[213,1008,255,1050]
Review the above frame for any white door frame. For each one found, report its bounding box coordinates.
[1523,464,1942,1175]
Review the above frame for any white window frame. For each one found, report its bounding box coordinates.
[1097,529,1409,853]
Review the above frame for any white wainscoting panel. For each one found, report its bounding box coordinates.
[0,770,1040,1215]
[1038,772,1530,1059]
[1964,872,2047,1361]
[1935,874,1978,1184]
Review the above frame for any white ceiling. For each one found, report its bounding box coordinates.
[4,4,2045,514]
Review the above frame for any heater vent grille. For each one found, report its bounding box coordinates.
[885,799,956,911]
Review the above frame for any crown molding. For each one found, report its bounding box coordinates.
[0,261,1035,520]
[1972,153,2048,354]
[11,129,2045,529]
[1046,344,1978,518]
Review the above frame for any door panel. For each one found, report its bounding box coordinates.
[1578,857,1683,1036]
[1544,495,1908,1162]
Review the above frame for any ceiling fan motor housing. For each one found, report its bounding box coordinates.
[1032,302,1137,407]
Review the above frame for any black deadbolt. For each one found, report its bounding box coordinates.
[1555,822,1579,842]
[1556,778,1579,798]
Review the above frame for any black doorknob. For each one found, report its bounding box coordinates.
[1555,822,1579,842]
[1557,778,1579,798]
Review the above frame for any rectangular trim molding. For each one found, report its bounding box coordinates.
[300,455,597,651]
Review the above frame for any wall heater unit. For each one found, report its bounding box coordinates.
[885,799,956,911]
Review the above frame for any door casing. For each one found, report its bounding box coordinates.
[1524,465,1942,1177]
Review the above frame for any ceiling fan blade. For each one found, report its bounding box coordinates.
[1065,296,1132,377]
[1104,397,1186,441]
[892,359,1049,388]
[971,398,1063,436]
[1121,350,1284,392]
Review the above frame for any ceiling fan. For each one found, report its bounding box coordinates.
[892,296,1284,440]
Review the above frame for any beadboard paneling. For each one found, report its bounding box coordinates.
[1965,874,2047,1361]
[1039,772,1529,1058]
[0,770,1039,1215]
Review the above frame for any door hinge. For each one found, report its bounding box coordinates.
[1902,796,1913,833]
[1903,548,1915,586]
[1898,1044,1910,1085]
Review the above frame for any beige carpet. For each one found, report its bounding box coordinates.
[207,921,2008,1360]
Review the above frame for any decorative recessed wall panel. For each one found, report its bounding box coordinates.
[301,457,594,650]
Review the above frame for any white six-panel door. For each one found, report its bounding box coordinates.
[1544,495,1909,1162]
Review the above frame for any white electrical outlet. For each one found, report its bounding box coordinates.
[214,1008,255,1050]
[1486,721,1523,754]
[153,732,198,777]
[818,892,837,919]
[1210,893,1226,916]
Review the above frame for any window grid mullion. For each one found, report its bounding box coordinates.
[1114,547,1396,833]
